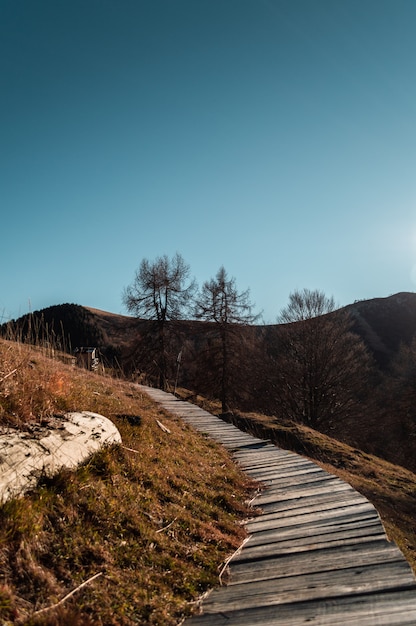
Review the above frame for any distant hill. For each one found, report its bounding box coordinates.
[91,291,416,371]
[1,304,102,348]
[172,292,416,374]
[2,292,416,372]
[345,292,416,369]
[0,304,136,368]
[2,292,416,473]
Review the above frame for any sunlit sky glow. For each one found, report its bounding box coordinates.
[1,0,416,323]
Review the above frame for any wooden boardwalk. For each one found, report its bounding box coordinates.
[139,386,416,625]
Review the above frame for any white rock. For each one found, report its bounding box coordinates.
[0,412,121,502]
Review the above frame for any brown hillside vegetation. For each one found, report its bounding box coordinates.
[3,294,416,479]
[0,339,256,625]
[7,293,415,474]
[345,292,416,367]
[1,328,416,622]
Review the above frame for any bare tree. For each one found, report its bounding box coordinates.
[275,289,372,427]
[195,266,259,413]
[279,288,336,322]
[123,253,196,389]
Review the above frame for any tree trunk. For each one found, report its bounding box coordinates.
[157,322,168,391]
[220,325,229,414]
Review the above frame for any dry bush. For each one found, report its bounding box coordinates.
[0,340,68,427]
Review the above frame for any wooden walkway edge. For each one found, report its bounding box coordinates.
[139,386,416,625]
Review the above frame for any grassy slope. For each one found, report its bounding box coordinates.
[0,340,256,625]
[2,338,416,624]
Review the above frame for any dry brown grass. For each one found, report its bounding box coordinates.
[0,339,257,625]
[3,336,416,623]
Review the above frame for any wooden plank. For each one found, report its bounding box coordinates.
[255,478,355,500]
[246,502,378,536]
[255,489,365,514]
[239,460,317,474]
[259,479,355,495]
[245,465,326,482]
[233,522,387,561]
[246,495,374,528]
[234,454,308,468]
[244,520,382,555]
[139,386,416,625]
[201,561,416,613]
[234,537,389,564]
[236,533,386,563]
[229,541,406,583]
[254,472,345,489]
[235,448,309,460]
[185,590,416,625]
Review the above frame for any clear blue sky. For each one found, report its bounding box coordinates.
[1,0,416,324]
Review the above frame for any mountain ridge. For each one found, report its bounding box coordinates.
[3,292,416,372]
[2,292,416,474]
